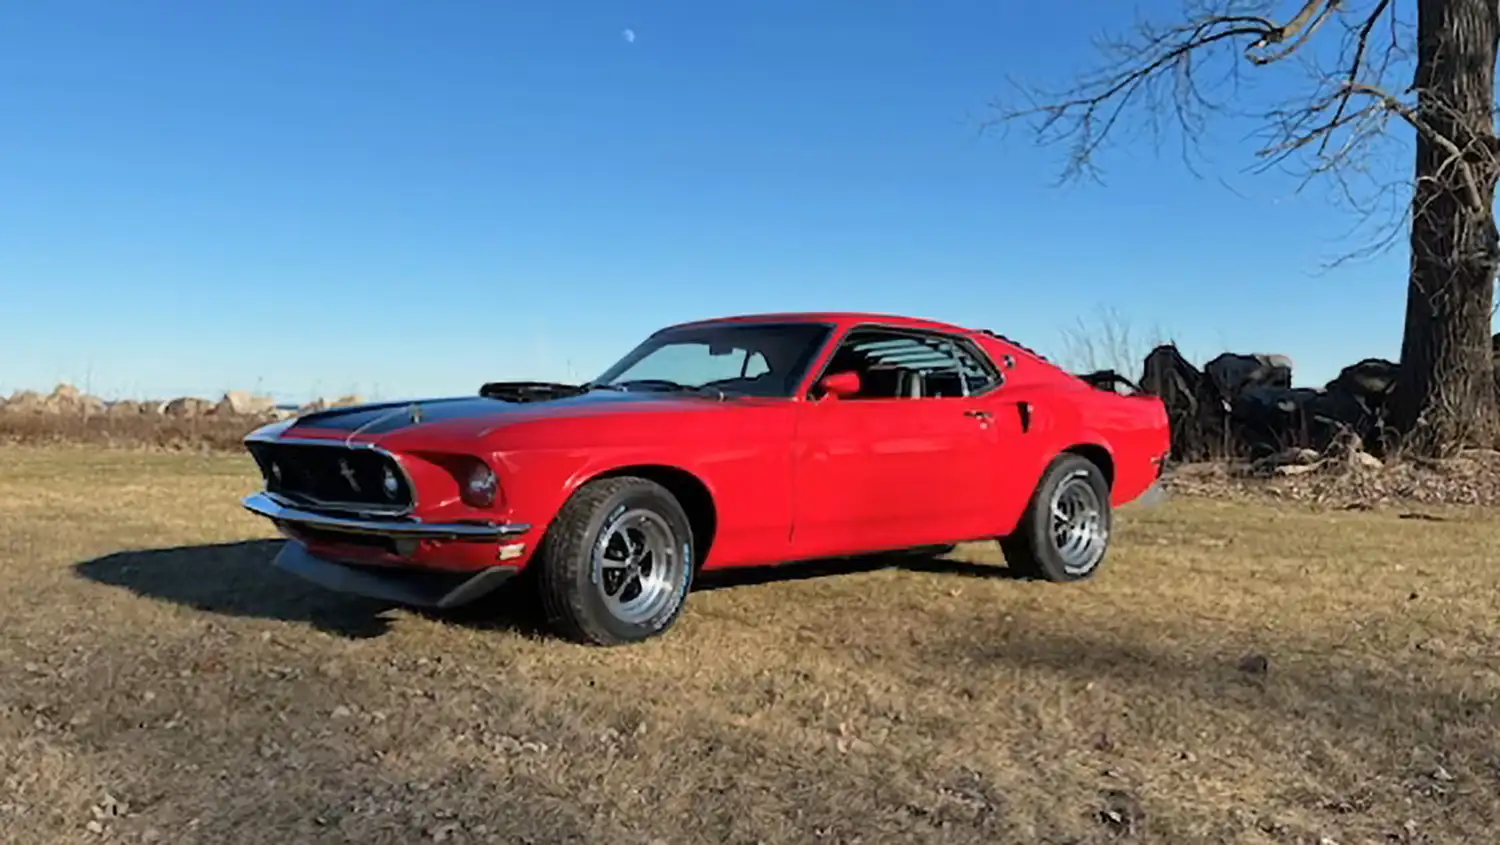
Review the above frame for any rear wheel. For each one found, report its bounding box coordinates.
[1000,453,1112,581]
[535,476,695,645]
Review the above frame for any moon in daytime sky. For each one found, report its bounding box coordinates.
[622,28,636,43]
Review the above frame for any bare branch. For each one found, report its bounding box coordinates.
[1247,0,1341,64]
[988,0,1426,262]
[1345,82,1486,209]
[987,3,1338,183]
[991,2,1411,191]
[1318,0,1393,155]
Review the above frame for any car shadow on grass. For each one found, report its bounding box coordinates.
[74,540,407,639]
[693,546,1029,592]
[72,540,1026,640]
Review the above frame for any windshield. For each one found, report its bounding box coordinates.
[590,322,833,397]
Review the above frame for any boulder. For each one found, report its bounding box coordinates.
[1133,344,1417,459]
[212,390,276,417]
[297,394,366,416]
[1,390,45,413]
[162,397,214,418]
[1138,343,1234,461]
[38,383,105,415]
[1204,352,1293,400]
[1325,358,1398,401]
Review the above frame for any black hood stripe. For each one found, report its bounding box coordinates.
[286,391,716,437]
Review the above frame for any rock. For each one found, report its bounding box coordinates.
[1204,352,1293,399]
[0,390,44,413]
[1134,343,1415,462]
[21,383,107,415]
[162,397,213,418]
[1237,654,1270,675]
[296,395,365,415]
[1139,343,1228,462]
[211,390,276,417]
[1328,357,1398,399]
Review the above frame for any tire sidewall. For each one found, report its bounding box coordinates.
[1029,455,1112,580]
[572,482,695,641]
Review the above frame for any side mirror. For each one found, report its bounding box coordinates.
[816,371,861,400]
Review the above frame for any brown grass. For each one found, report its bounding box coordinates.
[0,412,262,452]
[2,444,1498,844]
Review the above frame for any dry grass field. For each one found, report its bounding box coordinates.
[2,443,1499,844]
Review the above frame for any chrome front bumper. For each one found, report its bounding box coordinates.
[242,492,530,541]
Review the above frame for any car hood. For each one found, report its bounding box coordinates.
[273,390,739,442]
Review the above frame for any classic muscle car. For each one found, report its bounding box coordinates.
[240,312,1171,645]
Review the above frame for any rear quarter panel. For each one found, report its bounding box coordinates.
[972,334,1170,526]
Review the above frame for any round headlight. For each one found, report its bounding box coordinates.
[464,462,497,507]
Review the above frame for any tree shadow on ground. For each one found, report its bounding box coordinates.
[912,624,1500,842]
[72,540,1025,640]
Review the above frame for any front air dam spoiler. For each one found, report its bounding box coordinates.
[271,542,517,609]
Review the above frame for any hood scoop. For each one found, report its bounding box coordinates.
[478,381,592,403]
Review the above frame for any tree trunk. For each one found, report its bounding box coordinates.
[1393,0,1500,457]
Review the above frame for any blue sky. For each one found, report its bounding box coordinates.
[0,1,1436,402]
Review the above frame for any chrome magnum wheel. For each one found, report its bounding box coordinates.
[592,507,686,625]
[1048,468,1109,576]
[535,476,695,645]
[1000,453,1113,582]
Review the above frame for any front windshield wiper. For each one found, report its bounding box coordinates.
[602,379,741,399]
[599,379,690,393]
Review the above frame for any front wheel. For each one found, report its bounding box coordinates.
[999,453,1112,582]
[535,477,696,646]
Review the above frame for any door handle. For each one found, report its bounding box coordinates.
[963,409,992,420]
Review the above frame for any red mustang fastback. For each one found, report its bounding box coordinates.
[241,312,1170,645]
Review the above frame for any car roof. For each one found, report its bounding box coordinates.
[663,311,976,335]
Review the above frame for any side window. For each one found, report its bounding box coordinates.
[822,328,1000,399]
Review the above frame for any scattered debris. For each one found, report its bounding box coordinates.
[1096,788,1143,837]
[1162,445,1500,508]
[1237,654,1270,676]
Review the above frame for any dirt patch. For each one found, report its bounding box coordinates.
[2,444,1498,843]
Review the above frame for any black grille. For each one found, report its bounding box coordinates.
[246,441,414,513]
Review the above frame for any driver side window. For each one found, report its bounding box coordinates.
[822,328,999,400]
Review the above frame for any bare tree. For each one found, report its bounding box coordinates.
[1054,304,1175,377]
[991,0,1498,457]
